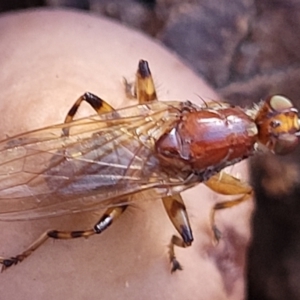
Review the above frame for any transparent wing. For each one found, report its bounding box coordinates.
[0,101,184,221]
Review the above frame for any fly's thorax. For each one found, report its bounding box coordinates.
[254,95,299,155]
[155,104,258,174]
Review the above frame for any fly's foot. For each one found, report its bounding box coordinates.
[168,239,183,273]
[0,255,24,272]
[170,257,183,273]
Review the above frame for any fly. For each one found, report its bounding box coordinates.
[0,60,299,272]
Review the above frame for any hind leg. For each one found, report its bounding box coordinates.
[0,206,127,271]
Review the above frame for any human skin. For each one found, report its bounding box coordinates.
[0,9,252,300]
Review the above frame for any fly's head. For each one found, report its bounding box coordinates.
[255,95,300,155]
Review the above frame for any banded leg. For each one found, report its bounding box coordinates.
[162,195,194,272]
[0,206,127,271]
[125,59,158,103]
[63,90,131,248]
[205,172,253,242]
[132,60,195,272]
[63,92,114,135]
[57,61,160,263]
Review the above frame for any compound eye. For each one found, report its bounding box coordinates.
[273,133,299,155]
[269,95,293,112]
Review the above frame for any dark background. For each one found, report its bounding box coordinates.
[1,1,300,299]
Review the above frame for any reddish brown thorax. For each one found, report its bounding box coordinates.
[155,103,257,173]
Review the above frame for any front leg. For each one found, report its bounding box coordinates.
[132,61,193,272]
[205,172,253,242]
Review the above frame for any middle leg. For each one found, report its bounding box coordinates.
[0,206,127,271]
[131,60,195,272]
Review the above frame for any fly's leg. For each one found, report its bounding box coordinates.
[162,194,194,272]
[0,206,127,271]
[65,60,157,128]
[124,59,158,103]
[133,61,194,272]
[62,90,130,250]
[63,92,114,135]
[63,91,130,232]
[64,92,114,123]
[132,61,193,272]
[0,232,50,271]
[205,172,253,243]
